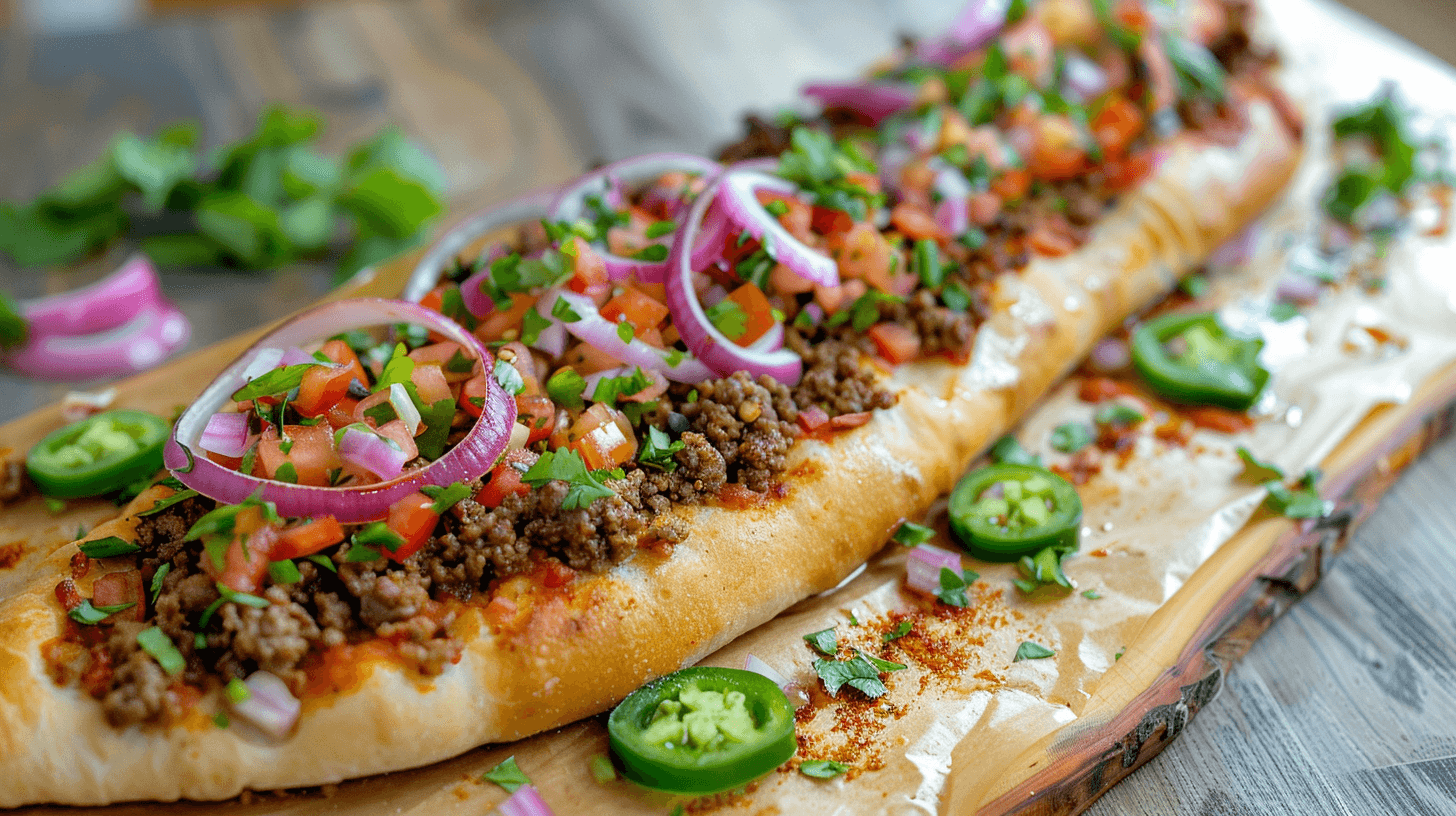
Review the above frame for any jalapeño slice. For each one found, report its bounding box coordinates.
[607,666,796,795]
[1130,311,1269,411]
[26,409,169,498]
[948,463,1082,561]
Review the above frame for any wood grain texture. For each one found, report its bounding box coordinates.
[1,1,1455,814]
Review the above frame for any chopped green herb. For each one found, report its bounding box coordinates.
[518,309,552,348]
[231,363,319,402]
[137,627,185,675]
[615,320,636,343]
[307,553,338,573]
[705,298,748,340]
[1082,589,1102,600]
[551,296,582,323]
[882,621,912,642]
[225,677,251,704]
[936,567,978,608]
[482,756,531,793]
[79,536,141,558]
[267,559,303,585]
[803,627,838,656]
[1049,422,1094,454]
[68,599,136,625]
[764,199,790,217]
[273,462,298,484]
[941,279,974,312]
[149,563,172,603]
[345,544,383,562]
[1237,447,1284,482]
[493,359,525,396]
[1094,403,1145,428]
[638,426,685,472]
[216,582,271,609]
[628,244,668,262]
[800,760,850,779]
[1013,641,1056,662]
[1013,545,1075,594]
[1263,477,1330,519]
[990,435,1041,466]
[645,219,677,239]
[137,488,201,518]
[912,239,944,288]
[421,481,472,514]
[546,368,588,411]
[414,397,456,461]
[813,652,900,698]
[892,521,935,547]
[354,521,405,553]
[591,366,654,406]
[1269,301,1301,322]
[520,449,614,510]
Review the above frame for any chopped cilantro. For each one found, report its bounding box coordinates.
[138,488,200,517]
[1081,589,1102,600]
[941,279,974,312]
[1049,422,1094,454]
[1014,545,1075,594]
[216,582,270,609]
[882,621,912,642]
[803,627,838,656]
[520,449,614,510]
[267,559,302,585]
[638,426,684,472]
[413,397,456,461]
[546,368,588,410]
[421,481,472,514]
[1165,35,1226,102]
[1180,274,1210,298]
[1094,402,1145,428]
[936,567,978,608]
[1237,447,1284,482]
[231,363,319,402]
[800,760,850,779]
[136,627,185,675]
[493,359,525,396]
[68,599,136,625]
[79,536,141,558]
[813,651,901,698]
[1264,474,1330,519]
[990,435,1041,466]
[482,756,531,793]
[274,462,298,484]
[551,296,582,323]
[705,298,748,340]
[353,521,405,554]
[591,367,654,406]
[519,309,552,347]
[645,219,677,239]
[149,562,172,603]
[225,677,251,704]
[1013,641,1056,662]
[891,521,935,547]
[307,553,338,573]
[628,244,668,262]
[912,239,944,288]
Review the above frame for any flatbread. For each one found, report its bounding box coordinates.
[0,92,1300,806]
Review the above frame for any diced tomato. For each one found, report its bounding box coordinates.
[206,449,245,470]
[326,397,359,430]
[410,364,453,406]
[724,283,776,347]
[383,493,437,563]
[637,326,666,348]
[991,168,1032,202]
[1092,95,1144,158]
[1101,150,1157,193]
[830,411,874,430]
[560,341,622,376]
[318,339,369,388]
[969,191,1003,226]
[213,522,278,594]
[256,424,342,486]
[461,375,490,418]
[272,516,345,561]
[756,190,815,243]
[1029,221,1078,257]
[600,287,671,334]
[475,448,539,508]
[565,237,610,298]
[810,205,855,238]
[1027,115,1090,181]
[409,342,475,382]
[1114,0,1154,33]
[418,285,447,314]
[375,420,419,461]
[540,559,576,589]
[92,570,145,623]
[515,394,557,444]
[474,293,539,343]
[797,405,831,437]
[834,222,898,292]
[566,403,637,470]
[866,323,922,365]
[890,203,948,242]
[295,362,355,418]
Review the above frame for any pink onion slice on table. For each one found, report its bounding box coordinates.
[497,784,554,816]
[802,79,918,124]
[716,169,839,289]
[164,298,515,523]
[403,188,560,306]
[905,543,963,595]
[19,254,164,338]
[549,152,723,284]
[665,177,804,385]
[2,301,191,382]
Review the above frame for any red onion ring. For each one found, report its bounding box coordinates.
[164,299,515,523]
[916,0,1009,65]
[717,169,839,289]
[545,288,715,383]
[20,254,163,338]
[403,188,560,306]
[802,80,918,124]
[666,178,804,385]
[2,301,190,382]
[549,152,723,284]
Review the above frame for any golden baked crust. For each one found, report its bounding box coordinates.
[0,95,1300,807]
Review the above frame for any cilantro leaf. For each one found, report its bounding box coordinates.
[1263,478,1330,519]
[882,621,912,642]
[936,567,978,608]
[638,426,684,472]
[1013,641,1056,662]
[231,363,320,402]
[482,756,531,793]
[79,536,141,558]
[1237,447,1284,482]
[990,435,1041,466]
[520,450,614,510]
[68,599,136,625]
[813,653,899,698]
[136,627,185,675]
[892,521,935,547]
[519,309,552,347]
[421,481,472,514]
[149,563,172,603]
[493,359,525,396]
[1094,402,1145,428]
[706,298,748,340]
[1050,422,1094,454]
[803,627,838,656]
[1014,545,1075,594]
[800,760,850,779]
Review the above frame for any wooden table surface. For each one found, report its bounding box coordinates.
[2,1,1455,813]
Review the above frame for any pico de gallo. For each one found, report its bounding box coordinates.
[44,0,1291,741]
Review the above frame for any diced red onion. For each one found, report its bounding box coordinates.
[906,543,962,595]
[1275,274,1323,305]
[404,188,560,306]
[387,383,422,435]
[935,197,970,237]
[545,288,715,384]
[2,301,190,382]
[801,302,825,326]
[497,784,554,816]
[1088,337,1131,373]
[338,425,409,481]
[666,178,803,384]
[19,254,163,338]
[916,0,1010,65]
[164,299,515,523]
[228,671,301,741]
[200,412,250,459]
[1060,51,1109,104]
[802,80,918,124]
[279,346,315,367]
[717,169,839,288]
[1207,225,1259,268]
[550,153,723,284]
[530,317,569,358]
[744,654,792,689]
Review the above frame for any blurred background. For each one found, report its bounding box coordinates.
[0,0,1453,422]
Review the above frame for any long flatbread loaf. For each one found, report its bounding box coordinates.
[0,87,1299,805]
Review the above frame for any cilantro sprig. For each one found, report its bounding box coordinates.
[520,449,615,510]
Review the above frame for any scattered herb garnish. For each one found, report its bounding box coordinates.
[78,536,141,558]
[800,759,851,779]
[882,621,913,642]
[1049,422,1094,454]
[638,426,685,472]
[1236,446,1284,482]
[1263,469,1330,519]
[1081,589,1102,600]
[813,652,900,699]
[482,756,531,793]
[892,521,935,547]
[68,599,136,625]
[520,449,614,510]
[990,435,1041,466]
[136,626,185,675]
[936,567,979,608]
[1013,641,1056,662]
[421,481,472,514]
[1094,402,1145,428]
[803,627,838,656]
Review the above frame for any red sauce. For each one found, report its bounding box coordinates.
[1185,406,1256,434]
